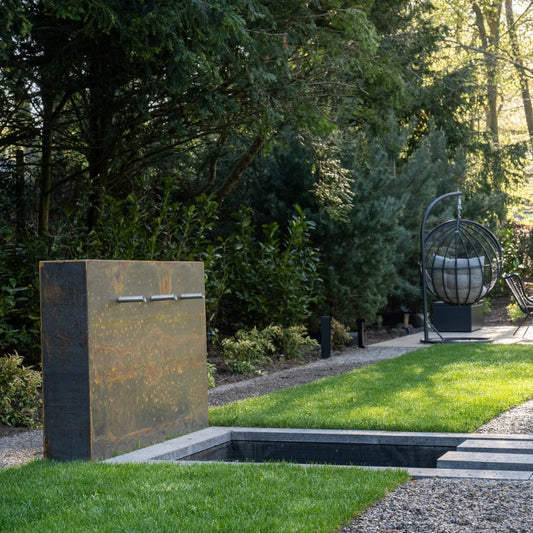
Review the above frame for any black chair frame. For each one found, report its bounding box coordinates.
[503,273,533,337]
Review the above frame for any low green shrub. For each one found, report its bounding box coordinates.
[222,325,318,374]
[207,362,216,389]
[331,318,351,349]
[500,223,533,280]
[0,352,42,427]
[507,301,524,322]
[221,327,275,374]
[219,207,321,330]
[0,226,42,365]
[261,324,319,360]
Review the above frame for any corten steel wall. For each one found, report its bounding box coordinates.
[40,260,208,461]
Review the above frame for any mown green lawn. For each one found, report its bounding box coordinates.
[210,343,533,432]
[0,460,407,533]
[3,343,532,532]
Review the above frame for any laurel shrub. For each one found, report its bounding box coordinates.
[0,352,42,427]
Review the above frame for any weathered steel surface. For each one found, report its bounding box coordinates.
[40,260,208,461]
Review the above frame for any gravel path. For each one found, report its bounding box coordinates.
[341,478,533,533]
[2,341,532,532]
[0,430,42,469]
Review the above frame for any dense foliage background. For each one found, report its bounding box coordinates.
[1,1,533,366]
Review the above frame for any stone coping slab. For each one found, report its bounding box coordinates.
[105,427,533,480]
[458,438,533,454]
[438,450,533,471]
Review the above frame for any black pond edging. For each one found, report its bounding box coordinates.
[181,439,452,468]
[125,427,472,470]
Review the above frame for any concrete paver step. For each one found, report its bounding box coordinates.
[458,438,533,454]
[438,450,533,471]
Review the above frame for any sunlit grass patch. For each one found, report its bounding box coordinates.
[210,344,533,432]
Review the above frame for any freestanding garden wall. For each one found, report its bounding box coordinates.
[40,260,208,461]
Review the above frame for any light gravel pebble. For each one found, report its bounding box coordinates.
[340,478,533,533]
[1,342,532,533]
[338,395,533,533]
[475,397,533,435]
[0,429,42,469]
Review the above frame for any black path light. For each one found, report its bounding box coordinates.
[420,191,503,343]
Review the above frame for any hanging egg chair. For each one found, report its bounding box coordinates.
[420,191,503,342]
[423,219,502,305]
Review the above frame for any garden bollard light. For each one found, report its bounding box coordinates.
[321,316,331,359]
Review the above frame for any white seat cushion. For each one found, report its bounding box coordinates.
[431,255,486,304]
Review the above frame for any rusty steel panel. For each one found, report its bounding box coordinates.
[40,260,208,461]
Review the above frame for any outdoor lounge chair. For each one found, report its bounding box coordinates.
[420,191,503,343]
[502,273,533,337]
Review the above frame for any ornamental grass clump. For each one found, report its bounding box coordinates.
[0,352,42,427]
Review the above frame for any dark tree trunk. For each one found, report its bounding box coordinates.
[472,1,502,144]
[15,149,25,237]
[86,54,114,231]
[214,135,265,200]
[39,89,53,235]
[505,0,533,140]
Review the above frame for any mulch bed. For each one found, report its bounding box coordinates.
[0,424,35,439]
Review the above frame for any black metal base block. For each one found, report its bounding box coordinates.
[432,301,484,332]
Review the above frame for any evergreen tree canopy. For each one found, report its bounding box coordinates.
[1,0,406,231]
